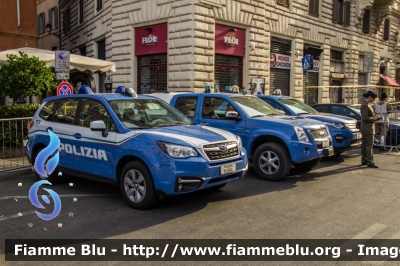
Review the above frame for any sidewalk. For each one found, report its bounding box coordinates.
[0,155,30,171]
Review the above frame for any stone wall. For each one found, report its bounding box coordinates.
[59,0,400,102]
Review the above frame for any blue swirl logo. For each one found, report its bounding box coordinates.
[29,180,62,221]
[30,129,62,221]
[34,129,60,177]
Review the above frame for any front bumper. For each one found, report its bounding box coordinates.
[288,140,332,163]
[151,148,248,195]
[331,129,362,152]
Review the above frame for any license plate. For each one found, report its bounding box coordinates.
[323,147,334,157]
[353,133,361,139]
[322,139,329,148]
[221,163,236,175]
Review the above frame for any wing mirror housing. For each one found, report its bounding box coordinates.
[90,120,108,137]
[225,111,241,120]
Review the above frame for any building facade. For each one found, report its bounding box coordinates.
[37,0,60,51]
[0,0,38,51]
[58,0,400,104]
[0,0,38,105]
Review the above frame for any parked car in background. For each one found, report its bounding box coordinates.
[259,96,361,155]
[149,92,334,182]
[313,103,400,147]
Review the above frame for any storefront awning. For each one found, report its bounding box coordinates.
[379,74,400,87]
[331,73,345,79]
[0,47,116,73]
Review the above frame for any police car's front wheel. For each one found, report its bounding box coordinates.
[120,161,159,210]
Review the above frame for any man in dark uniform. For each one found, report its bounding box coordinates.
[360,91,381,168]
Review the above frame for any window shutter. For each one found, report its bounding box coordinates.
[43,12,46,33]
[37,14,40,35]
[54,6,58,29]
[62,10,66,33]
[362,9,370,33]
[314,0,320,16]
[383,19,390,40]
[332,0,338,23]
[309,0,315,15]
[48,9,51,24]
[344,1,351,26]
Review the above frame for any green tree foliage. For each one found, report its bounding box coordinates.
[0,51,57,105]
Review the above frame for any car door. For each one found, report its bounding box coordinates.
[71,98,117,179]
[198,96,247,144]
[51,98,80,170]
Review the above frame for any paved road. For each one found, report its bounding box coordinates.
[0,148,399,265]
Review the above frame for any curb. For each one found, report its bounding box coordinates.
[0,167,34,181]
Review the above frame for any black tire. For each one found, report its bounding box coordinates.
[33,148,59,183]
[119,161,159,210]
[294,158,321,170]
[253,143,291,181]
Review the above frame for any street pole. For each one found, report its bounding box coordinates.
[306,70,309,104]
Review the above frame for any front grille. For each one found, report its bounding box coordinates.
[346,122,358,132]
[202,141,238,161]
[309,128,329,140]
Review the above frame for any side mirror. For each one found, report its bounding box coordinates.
[277,109,286,115]
[225,111,241,120]
[90,120,108,137]
[348,113,356,118]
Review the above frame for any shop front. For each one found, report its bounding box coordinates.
[135,23,168,94]
[214,24,245,92]
[270,38,291,96]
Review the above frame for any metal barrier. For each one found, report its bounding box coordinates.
[381,111,400,154]
[0,117,32,173]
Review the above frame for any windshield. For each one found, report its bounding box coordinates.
[108,99,193,129]
[278,98,318,114]
[231,96,281,117]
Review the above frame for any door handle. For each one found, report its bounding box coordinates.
[73,133,82,139]
[200,122,208,126]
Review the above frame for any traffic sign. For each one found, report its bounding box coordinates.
[56,72,70,80]
[302,55,311,71]
[57,82,74,96]
[55,51,70,72]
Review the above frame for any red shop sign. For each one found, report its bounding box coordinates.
[215,24,246,57]
[135,23,168,56]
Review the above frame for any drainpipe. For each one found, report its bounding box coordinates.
[17,0,20,28]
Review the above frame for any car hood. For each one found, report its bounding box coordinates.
[253,115,327,130]
[301,113,357,124]
[134,125,237,148]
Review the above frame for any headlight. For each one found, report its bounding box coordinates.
[236,135,243,151]
[294,126,309,142]
[157,142,198,158]
[326,122,346,129]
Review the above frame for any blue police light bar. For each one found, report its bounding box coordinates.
[205,85,211,93]
[243,89,249,95]
[257,91,263,95]
[78,85,93,94]
[121,87,137,97]
[115,86,125,93]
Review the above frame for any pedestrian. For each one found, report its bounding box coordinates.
[360,91,381,168]
[374,92,391,150]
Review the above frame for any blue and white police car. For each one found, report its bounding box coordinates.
[26,87,247,209]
